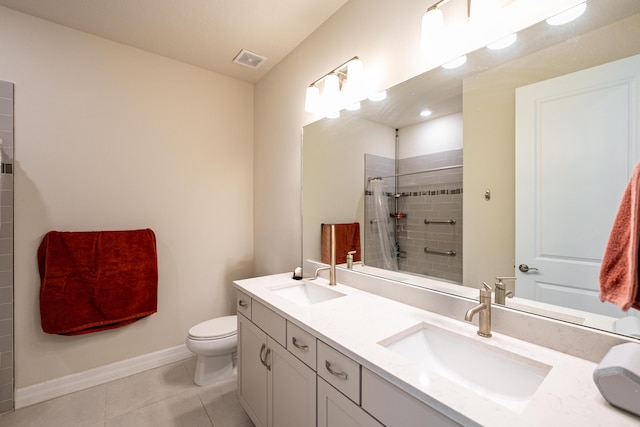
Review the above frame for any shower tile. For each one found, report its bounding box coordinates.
[0,319,11,337]
[0,83,12,99]
[0,99,12,116]
[0,303,12,320]
[0,255,12,272]
[0,116,12,132]
[0,131,13,147]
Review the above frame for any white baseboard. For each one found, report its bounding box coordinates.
[15,344,194,409]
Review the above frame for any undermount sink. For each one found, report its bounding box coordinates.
[380,323,551,412]
[269,281,346,305]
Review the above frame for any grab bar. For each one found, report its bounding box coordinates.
[424,219,456,224]
[424,247,456,256]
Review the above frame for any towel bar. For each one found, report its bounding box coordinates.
[424,219,456,224]
[424,247,456,256]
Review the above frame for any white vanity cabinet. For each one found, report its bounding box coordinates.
[318,377,384,427]
[361,368,460,427]
[237,302,316,427]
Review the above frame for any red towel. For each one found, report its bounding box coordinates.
[38,229,158,335]
[321,223,361,264]
[599,164,640,311]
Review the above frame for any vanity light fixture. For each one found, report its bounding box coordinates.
[546,2,587,26]
[442,55,467,69]
[486,33,517,50]
[304,56,366,115]
[422,0,519,52]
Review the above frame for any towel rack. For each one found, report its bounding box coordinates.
[424,219,456,225]
[424,247,456,256]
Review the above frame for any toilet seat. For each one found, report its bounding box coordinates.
[188,315,237,341]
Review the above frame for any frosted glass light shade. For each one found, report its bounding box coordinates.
[305,85,320,113]
[421,8,444,53]
[322,74,340,113]
[344,58,365,103]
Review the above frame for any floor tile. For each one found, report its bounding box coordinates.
[106,389,212,427]
[105,360,196,419]
[0,384,106,427]
[198,377,254,427]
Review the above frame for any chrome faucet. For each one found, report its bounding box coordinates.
[465,282,492,337]
[494,276,516,305]
[313,224,337,285]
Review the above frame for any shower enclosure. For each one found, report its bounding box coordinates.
[364,149,463,283]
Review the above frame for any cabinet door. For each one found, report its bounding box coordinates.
[238,314,268,427]
[268,337,316,427]
[318,378,383,427]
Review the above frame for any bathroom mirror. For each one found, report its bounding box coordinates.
[302,0,640,339]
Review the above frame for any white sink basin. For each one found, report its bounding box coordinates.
[269,281,346,305]
[380,323,551,412]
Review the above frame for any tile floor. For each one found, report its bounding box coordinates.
[0,357,254,427]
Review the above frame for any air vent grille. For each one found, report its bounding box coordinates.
[233,49,267,69]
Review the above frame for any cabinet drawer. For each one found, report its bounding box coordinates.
[317,340,360,404]
[361,368,460,427]
[252,300,286,347]
[287,321,317,370]
[236,291,252,319]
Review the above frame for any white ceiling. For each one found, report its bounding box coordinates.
[0,0,348,83]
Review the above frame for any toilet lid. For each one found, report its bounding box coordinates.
[188,315,237,340]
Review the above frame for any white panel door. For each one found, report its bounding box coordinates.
[515,53,640,317]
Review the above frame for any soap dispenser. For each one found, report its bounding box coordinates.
[346,251,356,269]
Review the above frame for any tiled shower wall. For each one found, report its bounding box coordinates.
[395,149,463,283]
[0,81,14,414]
[364,149,463,283]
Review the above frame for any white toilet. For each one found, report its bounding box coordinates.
[186,315,238,386]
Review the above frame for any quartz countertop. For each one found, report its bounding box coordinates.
[234,273,639,427]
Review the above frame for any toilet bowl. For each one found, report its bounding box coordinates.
[186,315,238,386]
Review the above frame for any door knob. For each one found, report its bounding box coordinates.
[519,264,539,273]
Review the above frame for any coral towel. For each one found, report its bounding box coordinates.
[321,223,361,264]
[600,164,640,311]
[38,229,158,335]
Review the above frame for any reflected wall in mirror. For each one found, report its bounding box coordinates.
[302,0,640,339]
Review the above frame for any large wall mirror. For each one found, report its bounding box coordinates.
[302,0,640,339]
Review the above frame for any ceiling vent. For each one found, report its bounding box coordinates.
[233,49,268,69]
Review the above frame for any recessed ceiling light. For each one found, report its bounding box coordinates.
[442,55,467,70]
[546,3,587,26]
[487,33,518,50]
[420,109,432,117]
[368,91,387,102]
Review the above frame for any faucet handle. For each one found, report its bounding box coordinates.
[481,282,492,291]
[495,276,516,282]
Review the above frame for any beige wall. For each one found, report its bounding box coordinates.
[253,0,585,276]
[0,7,254,388]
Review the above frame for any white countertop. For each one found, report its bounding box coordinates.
[234,273,639,427]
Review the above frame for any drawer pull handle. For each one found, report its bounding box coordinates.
[265,348,272,371]
[325,360,349,380]
[259,343,267,367]
[292,337,309,351]
[238,300,249,308]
